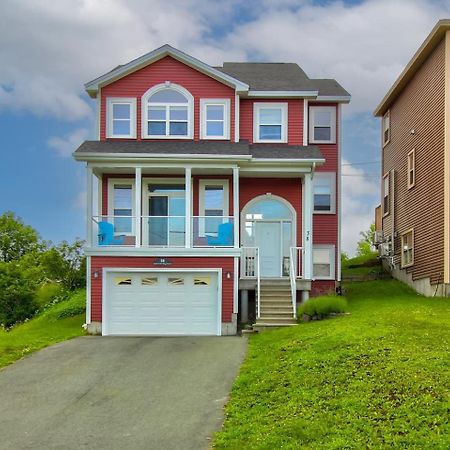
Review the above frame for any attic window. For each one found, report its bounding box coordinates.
[142,84,194,139]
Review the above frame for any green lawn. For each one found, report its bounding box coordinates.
[214,280,450,449]
[0,289,86,369]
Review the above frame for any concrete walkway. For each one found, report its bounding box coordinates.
[0,336,247,450]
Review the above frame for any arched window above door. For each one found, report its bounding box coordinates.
[244,197,293,220]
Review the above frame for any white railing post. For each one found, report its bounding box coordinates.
[135,167,142,248]
[233,166,239,248]
[86,166,93,247]
[289,247,297,318]
[185,167,192,248]
[303,173,313,279]
[256,248,261,319]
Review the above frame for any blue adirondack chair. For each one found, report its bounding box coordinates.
[98,221,125,246]
[207,222,234,246]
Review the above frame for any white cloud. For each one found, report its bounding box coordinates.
[47,127,91,157]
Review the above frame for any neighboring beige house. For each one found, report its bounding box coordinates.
[374,19,450,296]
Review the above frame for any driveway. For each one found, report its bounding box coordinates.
[0,336,247,450]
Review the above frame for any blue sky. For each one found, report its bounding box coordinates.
[1,0,449,253]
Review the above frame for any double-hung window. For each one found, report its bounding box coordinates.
[383,110,390,146]
[108,180,135,235]
[383,173,390,216]
[142,84,193,139]
[313,246,335,279]
[309,106,336,143]
[407,149,415,189]
[199,180,229,236]
[254,103,288,143]
[106,98,136,138]
[401,229,414,268]
[313,172,336,214]
[200,99,230,139]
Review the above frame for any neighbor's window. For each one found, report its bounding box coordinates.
[313,172,336,214]
[254,103,288,143]
[313,246,335,279]
[401,229,414,268]
[383,110,390,146]
[309,106,336,143]
[106,98,136,138]
[383,173,390,216]
[407,149,415,189]
[200,99,230,139]
[142,84,193,139]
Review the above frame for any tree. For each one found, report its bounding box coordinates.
[356,223,376,257]
[0,212,40,262]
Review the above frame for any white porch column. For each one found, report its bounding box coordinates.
[233,166,239,248]
[86,166,93,247]
[185,167,192,248]
[135,167,142,247]
[303,172,313,279]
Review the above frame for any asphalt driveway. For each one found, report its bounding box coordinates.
[0,336,247,450]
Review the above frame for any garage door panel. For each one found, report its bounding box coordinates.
[106,271,219,336]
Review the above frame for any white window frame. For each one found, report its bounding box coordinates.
[383,172,390,217]
[383,110,391,146]
[313,172,336,214]
[309,106,336,144]
[106,97,137,138]
[141,83,194,139]
[313,245,335,280]
[253,102,288,143]
[407,148,415,189]
[199,179,230,236]
[200,99,230,140]
[107,179,136,236]
[401,229,414,268]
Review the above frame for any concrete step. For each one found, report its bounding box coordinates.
[260,307,294,315]
[257,316,297,324]
[260,293,292,300]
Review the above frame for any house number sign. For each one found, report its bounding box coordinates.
[154,258,172,266]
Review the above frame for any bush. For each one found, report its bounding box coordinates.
[0,262,38,328]
[35,282,65,309]
[298,295,348,319]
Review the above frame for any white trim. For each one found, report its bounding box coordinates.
[200,98,230,140]
[85,44,249,96]
[337,103,342,282]
[248,90,318,98]
[315,95,351,103]
[309,106,336,144]
[107,178,136,236]
[185,168,192,248]
[85,247,241,257]
[382,110,391,147]
[407,148,416,189]
[233,167,239,249]
[134,168,142,247]
[303,174,313,279]
[75,153,252,162]
[198,179,230,237]
[86,256,91,325]
[96,88,101,140]
[141,83,194,139]
[312,245,336,280]
[102,267,222,336]
[106,97,137,139]
[253,102,288,143]
[303,99,308,146]
[86,167,93,246]
[313,172,336,214]
[234,94,240,143]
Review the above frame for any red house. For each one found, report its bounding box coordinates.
[74,45,350,336]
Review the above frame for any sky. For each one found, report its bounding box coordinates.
[1,0,450,254]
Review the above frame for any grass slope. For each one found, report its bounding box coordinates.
[214,280,450,449]
[0,289,86,369]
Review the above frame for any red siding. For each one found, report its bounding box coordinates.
[240,178,303,245]
[91,256,235,323]
[240,99,304,144]
[100,56,235,141]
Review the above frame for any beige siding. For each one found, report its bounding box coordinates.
[382,38,445,284]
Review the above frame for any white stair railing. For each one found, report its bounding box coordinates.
[289,247,304,318]
[256,248,261,319]
[240,247,261,318]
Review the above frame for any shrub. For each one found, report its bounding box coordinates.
[35,282,65,309]
[298,295,348,319]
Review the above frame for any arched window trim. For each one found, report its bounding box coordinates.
[141,83,194,139]
[240,194,297,247]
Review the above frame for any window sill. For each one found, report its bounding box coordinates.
[401,262,414,269]
[254,139,287,144]
[106,135,136,139]
[142,135,194,140]
[313,210,336,215]
[309,140,336,145]
[200,136,229,141]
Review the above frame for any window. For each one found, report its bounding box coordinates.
[401,229,414,268]
[313,246,335,280]
[106,98,136,138]
[141,83,193,139]
[200,99,230,139]
[383,173,390,216]
[108,179,135,235]
[199,180,229,235]
[253,103,288,143]
[309,106,336,143]
[168,277,184,286]
[407,149,415,189]
[313,172,336,214]
[141,277,158,286]
[194,277,211,286]
[114,277,132,286]
[383,110,390,146]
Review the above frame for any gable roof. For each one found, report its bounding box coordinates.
[85,44,249,98]
[374,19,450,116]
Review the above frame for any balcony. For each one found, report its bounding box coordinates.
[92,215,235,248]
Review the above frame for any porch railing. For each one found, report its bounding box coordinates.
[191,216,234,247]
[93,216,136,246]
[289,247,304,318]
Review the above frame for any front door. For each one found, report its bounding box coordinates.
[255,221,281,277]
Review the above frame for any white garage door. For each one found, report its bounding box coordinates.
[104,271,220,336]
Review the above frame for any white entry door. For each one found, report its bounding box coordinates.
[255,222,282,277]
